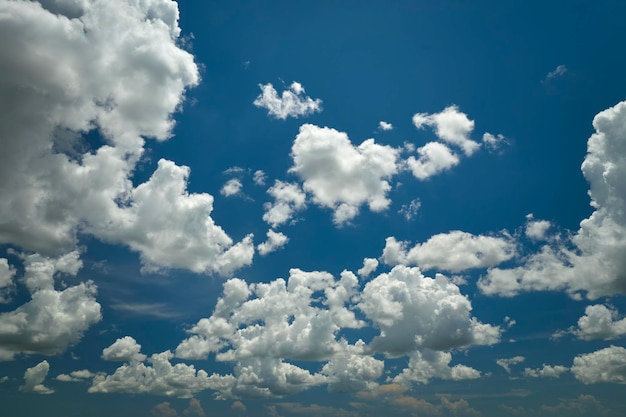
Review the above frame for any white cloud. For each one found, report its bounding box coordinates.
[482,132,508,152]
[479,100,626,299]
[398,198,421,221]
[525,215,552,241]
[496,356,525,374]
[221,178,243,197]
[0,252,101,361]
[290,124,399,225]
[405,142,459,180]
[253,82,322,120]
[262,181,307,228]
[257,230,289,256]
[20,360,54,394]
[90,350,235,398]
[358,265,500,356]
[571,304,626,340]
[382,231,516,273]
[357,258,379,278]
[102,336,147,363]
[412,106,480,156]
[56,369,96,382]
[393,349,481,385]
[253,170,267,186]
[321,341,384,393]
[0,258,15,303]
[378,121,393,131]
[523,364,569,378]
[571,345,626,384]
[544,64,568,81]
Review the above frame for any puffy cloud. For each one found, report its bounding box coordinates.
[496,356,525,374]
[357,258,379,278]
[253,170,267,186]
[19,360,54,394]
[263,181,307,228]
[358,265,500,356]
[102,336,147,363]
[56,369,96,382]
[523,364,569,378]
[482,132,508,152]
[90,350,235,398]
[152,402,179,417]
[572,304,626,340]
[183,398,206,417]
[412,106,480,156]
[290,124,399,225]
[0,252,101,361]
[393,349,481,385]
[378,121,393,131]
[571,345,626,384]
[382,231,516,273]
[398,198,421,221]
[0,258,15,303]
[221,178,243,197]
[320,341,384,393]
[525,215,552,241]
[257,230,289,256]
[479,101,626,299]
[405,142,459,180]
[253,82,322,119]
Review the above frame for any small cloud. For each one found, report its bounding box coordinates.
[482,132,509,152]
[399,198,421,221]
[20,360,54,394]
[496,356,525,374]
[253,170,267,186]
[378,121,393,131]
[254,82,322,119]
[257,230,289,255]
[544,64,568,82]
[232,401,247,413]
[221,178,243,197]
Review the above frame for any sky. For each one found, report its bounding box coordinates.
[1,0,626,416]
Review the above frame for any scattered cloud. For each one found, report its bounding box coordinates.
[257,230,289,255]
[412,106,480,156]
[378,121,393,131]
[263,181,307,228]
[544,64,568,82]
[253,170,267,186]
[253,82,322,119]
[102,336,148,363]
[398,198,421,221]
[357,258,379,278]
[525,214,552,241]
[571,304,626,340]
[496,356,525,374]
[0,258,15,303]
[221,178,243,197]
[20,360,54,394]
[571,345,626,384]
[523,364,569,378]
[482,132,509,152]
[405,142,460,180]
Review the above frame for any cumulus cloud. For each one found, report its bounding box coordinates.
[102,336,148,363]
[0,0,252,277]
[253,82,322,119]
[479,101,626,299]
[263,181,307,228]
[496,356,525,374]
[221,178,243,197]
[382,231,516,273]
[90,350,235,398]
[357,258,379,278]
[358,265,500,356]
[253,170,267,186]
[20,360,54,394]
[257,230,289,255]
[571,304,626,340]
[523,364,569,378]
[571,346,626,384]
[398,198,421,221]
[0,252,101,361]
[56,369,96,382]
[378,121,393,131]
[290,124,399,225]
[412,106,480,156]
[482,132,508,152]
[393,349,481,385]
[0,258,15,303]
[525,215,552,241]
[405,142,459,180]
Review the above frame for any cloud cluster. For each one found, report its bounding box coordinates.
[523,364,569,378]
[479,100,626,299]
[290,124,399,225]
[571,304,626,340]
[412,106,480,156]
[253,82,322,119]
[0,252,101,361]
[19,360,54,394]
[0,0,252,276]
[263,181,307,228]
[257,230,289,255]
[571,346,626,384]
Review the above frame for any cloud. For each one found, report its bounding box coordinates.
[253,82,322,119]
[523,364,569,378]
[152,402,179,417]
[378,121,393,131]
[524,214,552,241]
[405,142,460,180]
[183,398,206,416]
[19,360,54,394]
[412,106,480,156]
[571,304,626,340]
[482,132,509,152]
[263,181,307,228]
[496,356,525,374]
[0,252,101,361]
[544,64,568,81]
[231,401,247,413]
[393,349,481,385]
[221,178,243,197]
[102,336,147,363]
[382,231,516,273]
[571,346,626,384]
[357,258,379,278]
[398,198,421,221]
[253,170,267,186]
[479,100,626,299]
[290,124,399,225]
[56,369,96,382]
[358,265,500,356]
[320,341,384,392]
[0,258,15,303]
[257,230,289,256]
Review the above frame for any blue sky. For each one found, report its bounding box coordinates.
[1,1,626,416]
